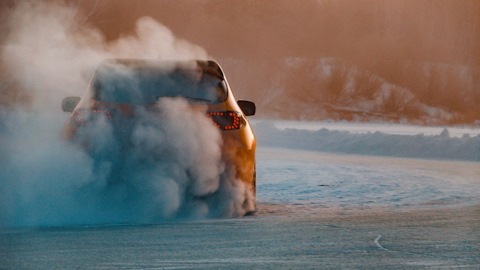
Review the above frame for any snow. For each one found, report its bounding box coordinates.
[252,120,480,214]
[252,120,480,161]
[256,147,480,214]
[2,119,480,268]
[267,120,480,138]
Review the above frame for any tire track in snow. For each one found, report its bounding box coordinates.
[374,234,388,251]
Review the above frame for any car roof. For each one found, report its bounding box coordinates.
[99,58,225,80]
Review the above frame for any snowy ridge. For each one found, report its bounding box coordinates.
[253,121,480,161]
[224,57,480,125]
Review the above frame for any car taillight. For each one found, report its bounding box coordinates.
[71,108,113,127]
[207,111,243,130]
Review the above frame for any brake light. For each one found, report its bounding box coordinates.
[207,111,242,130]
[71,108,113,127]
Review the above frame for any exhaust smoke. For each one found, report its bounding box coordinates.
[0,1,250,227]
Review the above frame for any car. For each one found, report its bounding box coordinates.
[61,58,256,215]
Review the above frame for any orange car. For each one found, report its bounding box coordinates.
[61,59,256,214]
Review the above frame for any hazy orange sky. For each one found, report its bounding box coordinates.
[1,0,479,66]
[66,0,480,67]
[1,0,480,123]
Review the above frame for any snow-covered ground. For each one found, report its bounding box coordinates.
[269,120,480,138]
[252,120,480,161]
[257,147,480,214]
[2,119,480,269]
[254,120,480,213]
[1,117,478,227]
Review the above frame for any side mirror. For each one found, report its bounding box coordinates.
[62,97,81,112]
[238,100,256,116]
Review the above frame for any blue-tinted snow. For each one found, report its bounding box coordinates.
[252,120,480,214]
[256,147,480,214]
[253,120,480,161]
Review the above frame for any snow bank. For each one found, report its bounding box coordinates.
[253,121,480,161]
[271,120,480,138]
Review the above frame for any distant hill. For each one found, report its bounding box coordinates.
[220,58,480,125]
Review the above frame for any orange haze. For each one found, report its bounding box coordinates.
[1,0,480,124]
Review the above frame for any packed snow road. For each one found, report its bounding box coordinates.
[1,146,479,269]
[258,147,480,214]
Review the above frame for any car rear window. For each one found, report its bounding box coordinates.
[91,60,227,105]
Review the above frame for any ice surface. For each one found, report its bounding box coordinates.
[256,147,480,214]
[1,117,478,227]
[253,120,480,214]
[2,119,480,269]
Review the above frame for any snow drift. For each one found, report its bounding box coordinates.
[253,121,480,162]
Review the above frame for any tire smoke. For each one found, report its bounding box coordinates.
[0,1,251,227]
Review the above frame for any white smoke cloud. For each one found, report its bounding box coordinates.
[1,1,209,111]
[0,1,251,227]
